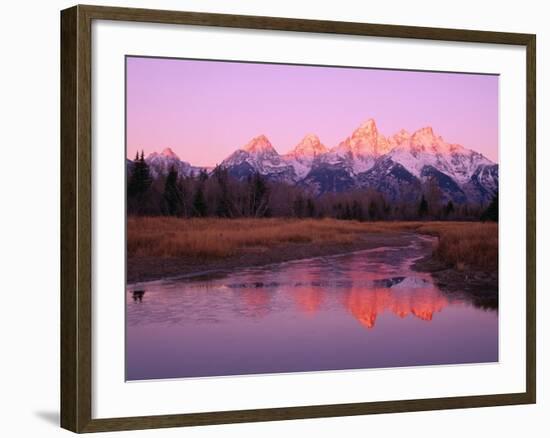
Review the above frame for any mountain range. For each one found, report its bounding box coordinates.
[130,119,498,205]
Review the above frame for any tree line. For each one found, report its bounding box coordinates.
[127,153,498,221]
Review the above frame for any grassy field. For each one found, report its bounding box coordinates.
[127,217,497,271]
[416,222,498,270]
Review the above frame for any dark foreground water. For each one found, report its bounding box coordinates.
[126,235,498,380]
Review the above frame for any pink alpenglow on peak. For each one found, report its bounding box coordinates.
[335,119,391,158]
[388,126,469,157]
[411,127,442,149]
[147,147,180,160]
[389,129,411,149]
[355,118,378,136]
[242,135,277,154]
[287,134,328,158]
[221,133,296,179]
[386,124,493,182]
[409,126,467,156]
[145,147,192,179]
[126,57,498,164]
[349,119,381,149]
[285,134,329,179]
[160,147,180,159]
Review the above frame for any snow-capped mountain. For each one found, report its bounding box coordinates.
[220,135,296,183]
[344,123,497,203]
[139,147,209,178]
[462,163,499,204]
[283,134,328,179]
[356,156,422,202]
[385,126,493,183]
[133,118,498,205]
[145,148,193,178]
[328,119,392,174]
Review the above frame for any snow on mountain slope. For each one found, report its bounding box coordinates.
[221,135,297,182]
[145,148,193,178]
[137,118,498,203]
[328,119,391,174]
[462,164,499,204]
[284,134,328,179]
[387,126,494,183]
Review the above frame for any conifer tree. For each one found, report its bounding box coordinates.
[306,198,316,218]
[213,166,233,218]
[163,166,182,216]
[351,200,364,221]
[368,200,378,220]
[418,195,429,218]
[192,185,207,217]
[444,200,455,218]
[344,203,352,220]
[481,192,498,222]
[293,195,305,218]
[249,172,269,217]
[128,150,152,198]
[198,169,209,183]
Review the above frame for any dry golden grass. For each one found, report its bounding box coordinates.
[128,217,363,259]
[415,222,498,270]
[127,217,498,270]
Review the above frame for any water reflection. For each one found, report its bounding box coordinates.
[343,284,449,329]
[127,279,457,328]
[293,288,326,314]
[240,288,273,318]
[126,235,498,380]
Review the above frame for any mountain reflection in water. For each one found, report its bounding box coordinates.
[126,235,498,380]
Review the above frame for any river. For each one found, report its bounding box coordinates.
[126,234,498,380]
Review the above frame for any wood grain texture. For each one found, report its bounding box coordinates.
[79,4,534,44]
[60,4,537,433]
[60,5,78,432]
[525,34,536,404]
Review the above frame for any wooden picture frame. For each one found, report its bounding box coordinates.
[61,4,536,433]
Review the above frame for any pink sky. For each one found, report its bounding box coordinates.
[126,57,498,165]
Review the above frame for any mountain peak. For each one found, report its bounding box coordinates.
[161,147,179,159]
[353,118,378,137]
[409,126,445,153]
[360,118,377,130]
[335,118,390,158]
[288,134,328,157]
[415,126,435,137]
[396,128,410,137]
[419,126,433,133]
[243,135,277,154]
[303,133,320,142]
[390,129,411,146]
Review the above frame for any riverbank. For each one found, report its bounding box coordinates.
[127,231,411,283]
[127,218,498,300]
[412,256,498,308]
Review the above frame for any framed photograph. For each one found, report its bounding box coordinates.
[60,4,536,433]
